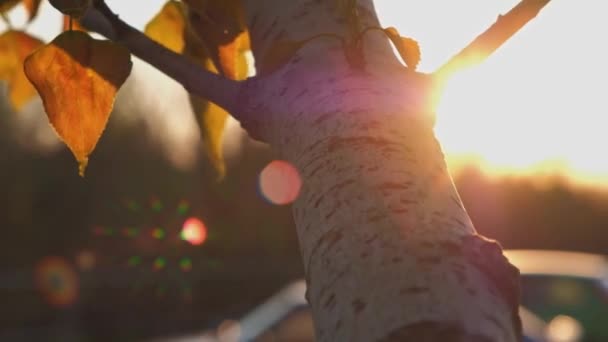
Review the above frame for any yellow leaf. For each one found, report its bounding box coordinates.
[0,30,43,111]
[144,0,187,53]
[384,27,421,71]
[180,0,250,178]
[181,28,229,178]
[48,0,91,18]
[24,31,132,176]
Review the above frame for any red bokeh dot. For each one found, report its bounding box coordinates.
[259,160,302,205]
[181,217,208,246]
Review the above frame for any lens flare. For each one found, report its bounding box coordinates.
[259,160,302,205]
[127,255,142,268]
[75,250,96,271]
[179,257,193,272]
[151,227,166,240]
[35,256,79,307]
[177,200,190,216]
[181,217,207,246]
[149,197,163,212]
[153,257,167,271]
[217,320,242,342]
[122,226,139,238]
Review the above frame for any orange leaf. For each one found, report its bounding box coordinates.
[0,0,20,14]
[24,31,132,176]
[384,27,421,71]
[0,30,43,110]
[186,0,249,79]
[23,0,43,21]
[144,0,187,53]
[62,15,87,32]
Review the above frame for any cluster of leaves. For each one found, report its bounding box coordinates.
[0,0,249,177]
[0,0,421,177]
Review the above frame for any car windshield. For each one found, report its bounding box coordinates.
[521,275,608,342]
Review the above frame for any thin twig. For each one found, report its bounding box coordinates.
[80,0,242,114]
[434,0,551,80]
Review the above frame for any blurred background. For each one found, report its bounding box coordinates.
[0,0,607,341]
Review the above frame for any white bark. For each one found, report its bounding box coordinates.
[236,1,521,341]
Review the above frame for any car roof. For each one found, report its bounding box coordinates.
[504,249,608,280]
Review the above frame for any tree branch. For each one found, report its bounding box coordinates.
[80,0,242,114]
[434,0,551,80]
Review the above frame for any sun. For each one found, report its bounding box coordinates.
[376,0,608,188]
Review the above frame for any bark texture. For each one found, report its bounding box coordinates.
[237,1,522,341]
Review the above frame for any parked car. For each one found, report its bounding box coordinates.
[157,250,608,342]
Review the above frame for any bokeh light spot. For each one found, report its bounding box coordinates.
[122,226,139,238]
[35,257,79,308]
[259,160,302,205]
[150,197,163,212]
[151,227,166,240]
[545,315,583,342]
[217,319,242,342]
[181,217,207,246]
[177,200,190,216]
[127,256,142,268]
[75,250,95,271]
[125,200,141,212]
[179,257,193,272]
[153,257,167,271]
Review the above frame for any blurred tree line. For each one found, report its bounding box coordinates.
[0,93,606,341]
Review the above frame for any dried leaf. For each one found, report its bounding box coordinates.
[23,0,43,21]
[0,0,20,13]
[144,0,187,53]
[49,0,91,18]
[384,26,421,71]
[0,30,43,110]
[24,31,132,176]
[162,0,249,178]
[185,0,249,79]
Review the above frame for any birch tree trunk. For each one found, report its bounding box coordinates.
[82,0,524,340]
[235,1,522,341]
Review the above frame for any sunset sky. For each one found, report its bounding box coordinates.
[2,0,607,186]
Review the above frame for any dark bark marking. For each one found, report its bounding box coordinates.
[314,113,332,126]
[279,86,288,96]
[439,240,460,255]
[323,293,336,310]
[378,182,411,190]
[261,18,278,40]
[367,214,385,223]
[418,256,441,264]
[392,257,403,263]
[364,234,378,245]
[379,321,494,342]
[399,286,429,295]
[352,298,366,315]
